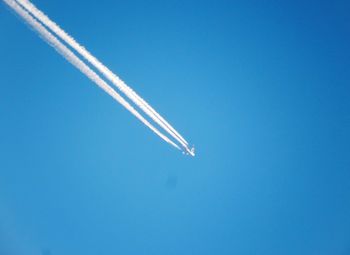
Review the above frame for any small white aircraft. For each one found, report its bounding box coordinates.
[182,146,195,157]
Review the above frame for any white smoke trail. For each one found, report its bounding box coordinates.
[3,0,181,151]
[15,0,191,151]
[16,0,188,149]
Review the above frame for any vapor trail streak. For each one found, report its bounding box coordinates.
[3,0,181,150]
[15,0,190,150]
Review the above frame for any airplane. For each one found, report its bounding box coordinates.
[182,145,195,157]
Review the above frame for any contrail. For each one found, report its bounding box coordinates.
[3,0,181,151]
[15,0,192,152]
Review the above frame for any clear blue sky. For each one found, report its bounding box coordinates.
[1,0,350,254]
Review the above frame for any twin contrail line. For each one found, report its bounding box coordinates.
[14,0,190,151]
[3,0,182,152]
[3,0,195,156]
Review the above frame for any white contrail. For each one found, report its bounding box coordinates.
[15,0,191,151]
[3,0,181,151]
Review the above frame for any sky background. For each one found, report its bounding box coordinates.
[0,0,350,254]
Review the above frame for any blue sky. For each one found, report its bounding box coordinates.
[0,0,350,254]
